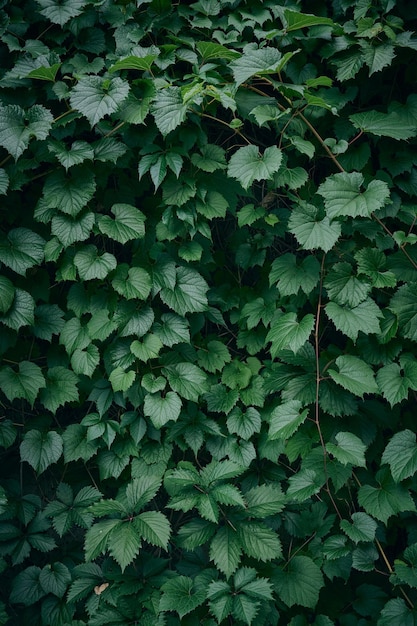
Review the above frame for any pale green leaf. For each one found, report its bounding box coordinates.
[0,361,45,406]
[228,145,283,190]
[358,468,416,524]
[163,362,208,402]
[318,172,390,218]
[284,9,335,31]
[70,76,130,126]
[231,46,283,86]
[74,245,116,281]
[326,431,367,467]
[328,355,378,399]
[0,104,53,159]
[288,202,341,252]
[350,110,417,140]
[41,167,96,217]
[40,366,79,413]
[112,264,152,300]
[97,204,146,243]
[0,228,45,275]
[20,430,63,474]
[109,54,158,73]
[143,391,182,428]
[270,253,320,296]
[160,266,208,315]
[266,312,315,357]
[382,430,417,482]
[135,511,171,549]
[151,86,187,136]
[340,512,377,543]
[268,400,309,440]
[109,367,135,392]
[325,298,382,341]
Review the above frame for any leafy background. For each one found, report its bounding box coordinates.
[1,0,417,624]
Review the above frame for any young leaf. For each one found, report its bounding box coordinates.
[268,400,309,440]
[97,204,146,244]
[328,355,378,398]
[326,432,367,467]
[143,391,182,428]
[228,145,283,190]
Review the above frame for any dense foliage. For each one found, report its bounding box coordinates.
[1,0,417,623]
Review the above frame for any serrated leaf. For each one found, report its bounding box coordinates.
[231,47,283,86]
[270,253,320,296]
[0,169,9,195]
[0,361,45,406]
[266,312,315,357]
[20,430,63,474]
[163,362,208,402]
[112,264,152,300]
[33,305,65,343]
[191,144,227,172]
[51,212,95,247]
[109,367,135,392]
[287,469,323,501]
[227,406,261,440]
[160,576,206,618]
[390,284,417,341]
[40,366,79,413]
[71,344,100,377]
[340,512,377,543]
[244,484,286,517]
[361,42,395,76]
[284,9,335,31]
[228,145,283,190]
[325,298,382,341]
[382,430,417,482]
[154,313,190,347]
[41,166,96,217]
[160,266,208,315]
[288,202,341,252]
[151,86,187,136]
[74,245,116,281]
[325,262,371,307]
[144,391,182,428]
[210,526,242,578]
[84,519,120,562]
[232,594,259,626]
[318,172,390,218]
[109,54,158,73]
[60,317,90,355]
[350,110,417,140]
[108,521,141,572]
[93,136,127,163]
[36,0,86,25]
[268,400,309,440]
[10,566,44,606]
[205,384,239,414]
[0,228,45,275]
[328,355,378,398]
[131,333,162,361]
[0,275,14,313]
[358,467,416,524]
[98,203,145,243]
[326,432,367,467]
[0,104,53,159]
[377,598,417,626]
[0,288,35,330]
[70,76,129,126]
[273,556,324,608]
[376,357,417,406]
[238,522,282,561]
[39,562,71,597]
[62,423,98,463]
[196,41,240,61]
[48,140,94,170]
[135,511,171,549]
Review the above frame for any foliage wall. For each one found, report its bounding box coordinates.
[1,0,417,623]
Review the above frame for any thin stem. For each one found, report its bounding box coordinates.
[199,112,252,145]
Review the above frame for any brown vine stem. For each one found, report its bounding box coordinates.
[199,112,252,145]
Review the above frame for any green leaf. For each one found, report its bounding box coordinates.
[60,317,90,355]
[70,76,130,126]
[108,521,141,572]
[268,400,309,440]
[63,424,98,463]
[160,576,206,618]
[97,204,146,243]
[284,9,335,31]
[131,333,163,361]
[10,566,45,606]
[377,356,417,406]
[270,253,320,296]
[0,361,45,406]
[227,406,261,440]
[160,266,208,315]
[41,167,96,217]
[0,288,35,330]
[318,172,390,219]
[151,87,187,136]
[48,140,94,170]
[144,391,182,428]
[324,262,371,307]
[273,556,324,608]
[154,313,190,347]
[20,430,63,474]
[0,168,9,195]
[71,344,100,377]
[266,312,315,357]
[163,362,208,402]
[210,526,242,578]
[135,511,171,549]
[287,469,323,502]
[196,41,240,61]
[325,298,382,341]
[231,47,283,86]
[51,212,95,247]
[112,264,152,300]
[191,144,227,172]
[361,42,395,76]
[238,522,282,562]
[74,245,116,281]
[350,110,417,140]
[0,104,53,159]
[36,0,86,25]
[0,228,45,275]
[39,563,71,597]
[288,202,341,252]
[244,484,286,518]
[340,512,377,543]
[109,54,158,73]
[109,367,135,392]
[84,519,120,562]
[382,430,417,482]
[358,467,416,524]
[390,284,417,341]
[328,355,378,398]
[326,432,367,467]
[222,360,252,390]
[40,366,79,413]
[28,63,61,82]
[378,598,417,626]
[228,145,283,190]
[93,137,127,163]
[0,275,14,313]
